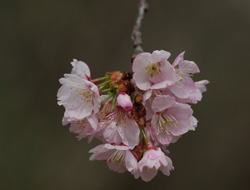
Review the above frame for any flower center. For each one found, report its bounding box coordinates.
[79,90,93,101]
[146,63,160,76]
[107,150,125,163]
[158,114,179,135]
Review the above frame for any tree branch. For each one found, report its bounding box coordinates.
[131,0,148,56]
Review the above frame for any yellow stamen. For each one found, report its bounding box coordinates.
[158,114,179,135]
[108,151,125,163]
[146,63,160,76]
[78,90,93,101]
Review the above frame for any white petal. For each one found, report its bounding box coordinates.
[151,50,171,63]
[71,59,90,79]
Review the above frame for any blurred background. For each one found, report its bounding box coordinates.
[1,0,250,189]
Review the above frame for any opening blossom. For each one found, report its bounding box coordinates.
[151,95,197,145]
[132,50,179,91]
[101,106,140,149]
[57,50,208,182]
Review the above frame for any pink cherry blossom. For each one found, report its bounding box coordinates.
[132,50,179,91]
[57,74,101,120]
[168,52,208,104]
[117,93,133,111]
[100,105,140,149]
[89,144,138,173]
[136,148,174,182]
[151,95,197,145]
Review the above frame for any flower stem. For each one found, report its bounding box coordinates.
[111,94,118,111]
[141,128,148,143]
[102,88,111,94]
[98,80,112,88]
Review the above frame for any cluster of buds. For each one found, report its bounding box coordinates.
[57,50,208,182]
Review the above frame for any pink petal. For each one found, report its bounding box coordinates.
[179,60,200,74]
[173,51,200,74]
[195,80,209,93]
[132,52,152,72]
[107,162,127,173]
[132,53,152,90]
[152,95,175,113]
[151,50,171,63]
[87,115,98,130]
[125,151,138,172]
[103,122,123,144]
[169,78,196,99]
[140,167,158,182]
[143,90,152,102]
[118,119,140,149]
[160,156,174,176]
[133,71,151,90]
[89,144,113,160]
[172,51,185,67]
[167,116,195,136]
[167,103,193,121]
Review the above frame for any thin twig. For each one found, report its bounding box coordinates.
[131,0,149,56]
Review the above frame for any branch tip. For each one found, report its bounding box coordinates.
[131,0,148,57]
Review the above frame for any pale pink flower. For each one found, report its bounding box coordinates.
[135,148,174,182]
[63,115,99,141]
[70,59,90,79]
[117,93,133,111]
[168,52,208,104]
[57,74,101,120]
[89,144,138,173]
[132,50,179,91]
[151,95,197,145]
[100,107,140,149]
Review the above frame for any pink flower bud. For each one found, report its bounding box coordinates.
[117,93,133,111]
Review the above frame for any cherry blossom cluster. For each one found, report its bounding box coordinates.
[57,50,208,182]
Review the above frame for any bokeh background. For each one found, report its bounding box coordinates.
[1,0,250,189]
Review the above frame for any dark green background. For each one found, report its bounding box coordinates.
[1,0,250,189]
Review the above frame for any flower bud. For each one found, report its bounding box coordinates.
[117,93,133,111]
